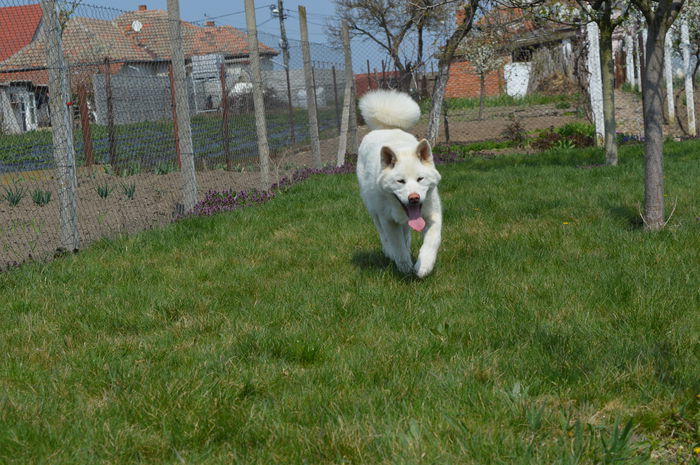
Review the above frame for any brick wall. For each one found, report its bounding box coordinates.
[445,60,504,98]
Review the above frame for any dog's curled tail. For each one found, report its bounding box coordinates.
[358,89,421,131]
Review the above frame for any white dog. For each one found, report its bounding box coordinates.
[356,89,442,278]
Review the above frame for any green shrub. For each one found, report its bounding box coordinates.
[2,185,26,206]
[31,189,51,206]
[96,182,113,199]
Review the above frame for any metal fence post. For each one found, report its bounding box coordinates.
[167,0,197,212]
[40,0,80,252]
[277,0,296,144]
[245,0,271,190]
[299,5,322,169]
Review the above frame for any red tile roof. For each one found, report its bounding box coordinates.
[0,16,154,85]
[0,6,277,86]
[0,3,42,62]
[115,9,278,60]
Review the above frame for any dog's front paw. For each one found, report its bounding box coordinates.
[395,259,414,275]
[414,259,434,278]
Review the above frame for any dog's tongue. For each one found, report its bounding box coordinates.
[406,204,425,232]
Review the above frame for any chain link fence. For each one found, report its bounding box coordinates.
[0,1,698,269]
[0,0,350,269]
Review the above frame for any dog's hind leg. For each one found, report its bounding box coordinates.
[371,213,390,257]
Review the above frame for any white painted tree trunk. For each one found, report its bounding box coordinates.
[625,34,635,84]
[681,20,696,136]
[587,22,604,145]
[664,28,675,122]
[635,32,642,91]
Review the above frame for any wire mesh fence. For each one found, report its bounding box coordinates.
[0,0,349,269]
[0,0,698,270]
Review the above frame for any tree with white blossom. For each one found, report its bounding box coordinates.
[458,31,506,119]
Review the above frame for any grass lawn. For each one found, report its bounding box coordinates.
[1,140,699,464]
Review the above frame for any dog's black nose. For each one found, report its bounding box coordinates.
[408,193,420,205]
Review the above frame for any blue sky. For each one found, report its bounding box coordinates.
[81,0,335,40]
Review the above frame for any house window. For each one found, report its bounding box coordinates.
[19,92,38,131]
[512,47,533,63]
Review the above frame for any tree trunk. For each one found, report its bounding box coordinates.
[478,74,485,120]
[426,2,479,145]
[427,62,450,145]
[642,25,667,230]
[599,17,618,166]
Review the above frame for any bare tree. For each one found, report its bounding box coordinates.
[331,0,435,90]
[630,0,685,230]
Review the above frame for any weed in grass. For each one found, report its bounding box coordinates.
[2,185,26,206]
[154,161,176,175]
[121,162,142,177]
[121,182,136,199]
[96,182,114,198]
[551,139,576,151]
[31,189,51,206]
[103,164,115,176]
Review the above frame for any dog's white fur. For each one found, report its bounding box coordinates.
[357,89,442,278]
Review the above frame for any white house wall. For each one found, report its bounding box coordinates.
[503,62,530,98]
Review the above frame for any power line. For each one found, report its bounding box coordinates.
[189,5,268,25]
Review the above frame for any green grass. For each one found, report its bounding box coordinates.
[420,93,577,114]
[1,141,700,464]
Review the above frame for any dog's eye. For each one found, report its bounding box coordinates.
[417,177,424,182]
[397,179,406,184]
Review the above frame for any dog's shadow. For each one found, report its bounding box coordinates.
[351,250,421,281]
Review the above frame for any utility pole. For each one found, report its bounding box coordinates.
[276,0,296,143]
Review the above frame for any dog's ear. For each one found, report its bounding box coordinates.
[416,139,433,165]
[381,146,397,168]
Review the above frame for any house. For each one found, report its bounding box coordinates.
[446,7,578,99]
[0,4,279,130]
[0,3,43,133]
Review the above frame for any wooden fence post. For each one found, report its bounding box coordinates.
[103,57,117,172]
[77,84,94,167]
[342,21,357,156]
[167,0,197,212]
[40,0,79,251]
[367,60,372,90]
[219,62,232,170]
[299,5,322,169]
[167,63,182,169]
[332,65,341,133]
[245,0,272,189]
